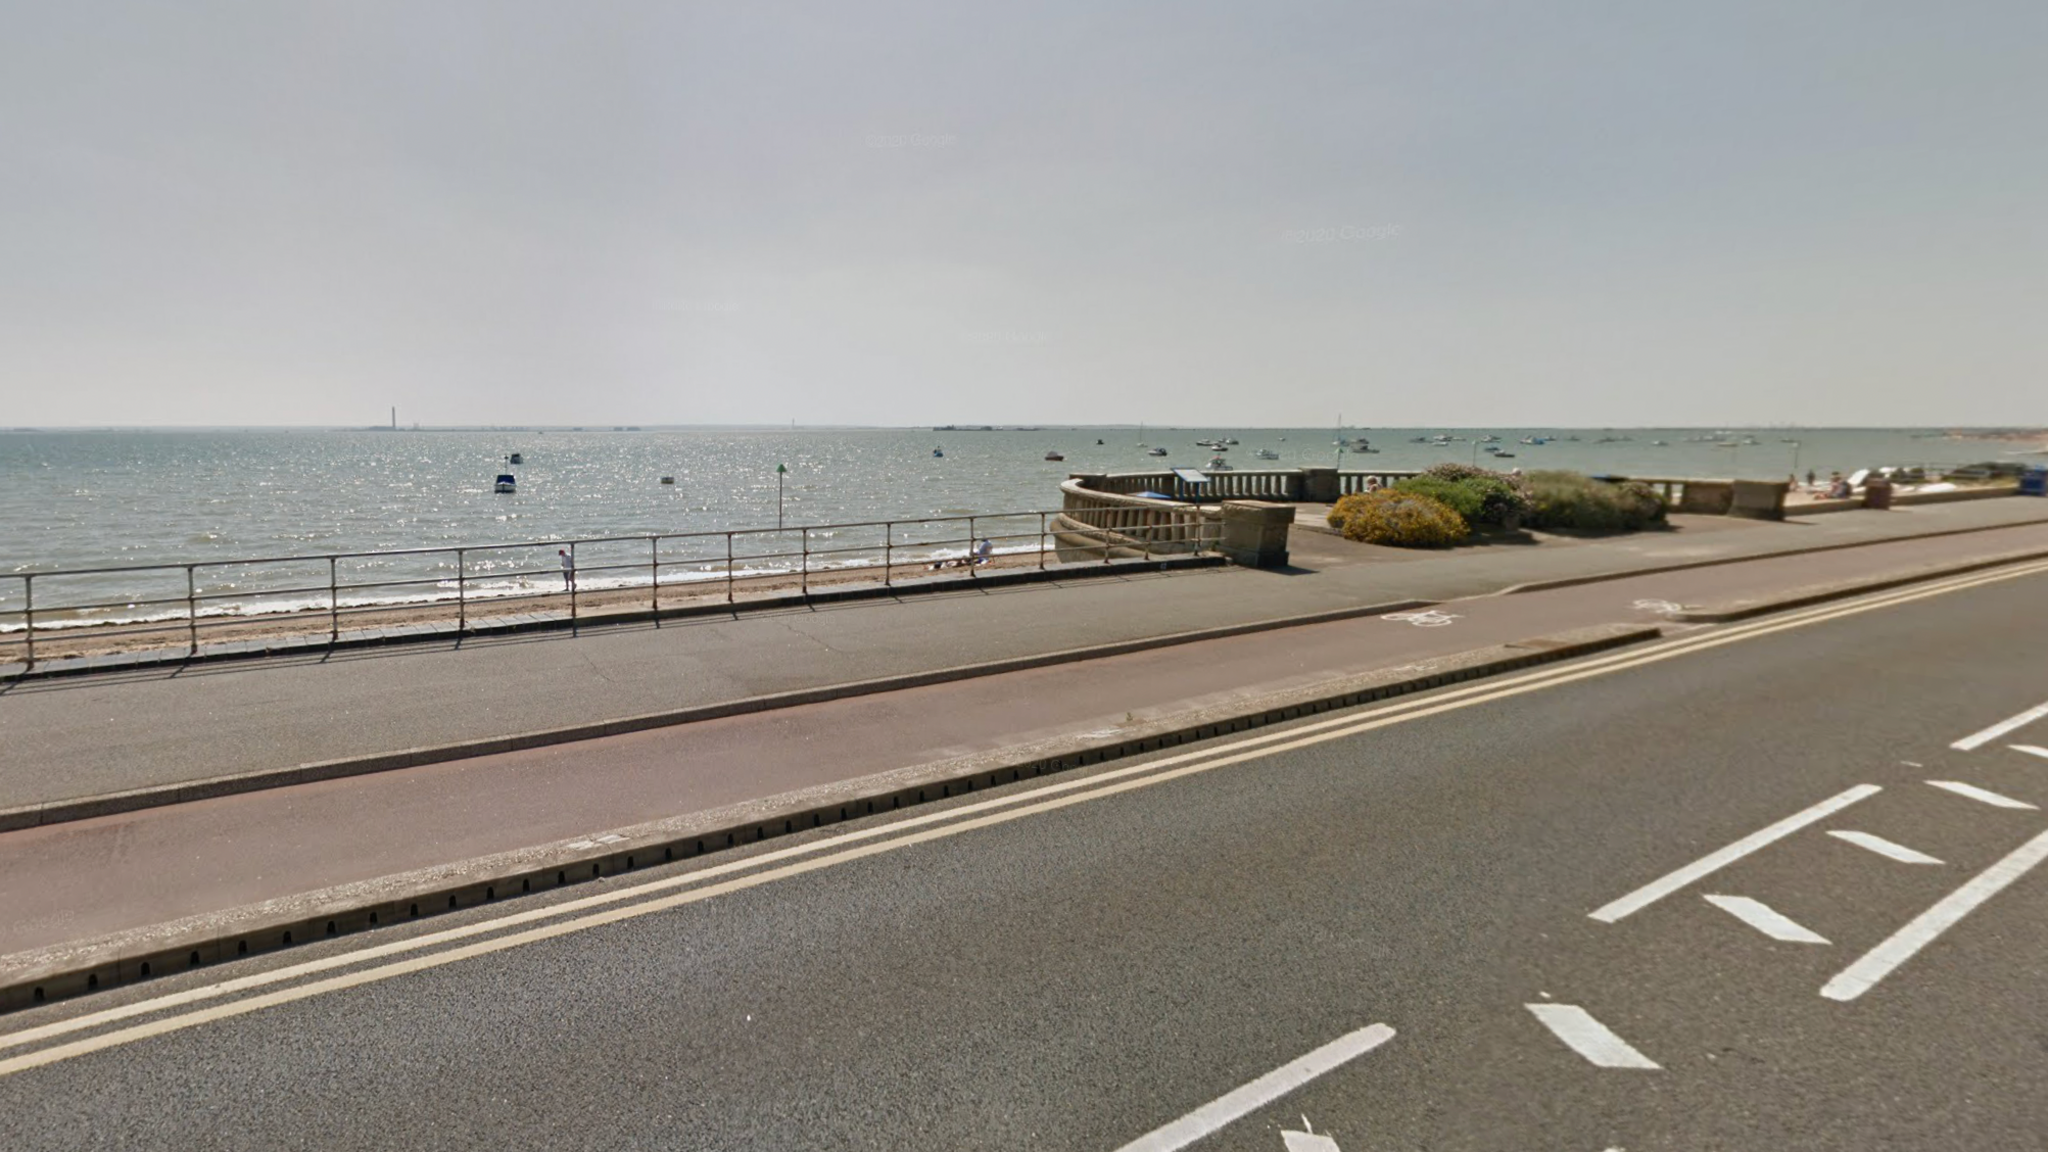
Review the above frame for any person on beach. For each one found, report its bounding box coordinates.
[1362,476,1382,493]
[558,548,575,590]
[973,537,993,565]
[1805,469,1817,488]
[1826,472,1852,499]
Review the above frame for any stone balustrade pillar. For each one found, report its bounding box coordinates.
[1301,467,1341,504]
[1219,501,1295,568]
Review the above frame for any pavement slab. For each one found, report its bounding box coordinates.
[3,497,2048,812]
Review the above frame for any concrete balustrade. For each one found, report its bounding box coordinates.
[1060,469,2017,567]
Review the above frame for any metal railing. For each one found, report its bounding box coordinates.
[0,505,1213,667]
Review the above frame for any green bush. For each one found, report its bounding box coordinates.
[1327,490,1470,547]
[1419,462,1508,484]
[1393,470,1533,527]
[1524,471,1668,531]
[1390,475,1485,520]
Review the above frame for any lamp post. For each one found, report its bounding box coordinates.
[776,463,787,529]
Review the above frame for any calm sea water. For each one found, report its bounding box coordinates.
[0,426,2028,628]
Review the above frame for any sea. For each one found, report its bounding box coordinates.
[0,426,2033,631]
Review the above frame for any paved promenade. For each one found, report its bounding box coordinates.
[4,500,2048,972]
[4,498,2048,812]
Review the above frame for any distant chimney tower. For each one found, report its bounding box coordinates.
[391,406,397,430]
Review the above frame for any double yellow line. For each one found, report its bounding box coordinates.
[5,555,2047,1077]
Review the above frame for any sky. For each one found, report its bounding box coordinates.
[2,1,2043,428]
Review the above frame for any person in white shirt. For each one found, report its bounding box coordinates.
[558,548,575,590]
[973,537,993,565]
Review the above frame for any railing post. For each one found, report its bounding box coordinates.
[21,574,32,667]
[568,543,578,628]
[455,549,465,636]
[650,537,659,619]
[726,533,735,604]
[801,529,810,596]
[883,521,893,588]
[1038,512,1047,570]
[329,557,338,644]
[967,515,977,579]
[186,565,199,654]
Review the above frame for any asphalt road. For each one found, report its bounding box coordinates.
[2,543,2045,1148]
[6,500,2048,809]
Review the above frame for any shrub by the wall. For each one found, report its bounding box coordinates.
[1327,490,1470,547]
[1524,471,1668,531]
[1394,468,1534,527]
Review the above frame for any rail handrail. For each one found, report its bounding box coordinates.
[0,505,1211,666]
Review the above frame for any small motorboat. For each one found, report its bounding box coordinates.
[933,448,944,458]
[1492,452,1516,458]
[1206,455,1234,471]
[1095,438,1104,445]
[660,476,675,485]
[1255,448,1279,460]
[507,452,523,465]
[1044,451,1065,461]
[494,473,516,493]
[1147,446,1169,457]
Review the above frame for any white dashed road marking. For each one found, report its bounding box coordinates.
[1112,1024,1396,1152]
[1926,781,2037,810]
[1526,1005,1660,1069]
[1828,831,1943,865]
[2007,745,2048,761]
[1952,699,2048,751]
[1823,829,2048,1002]
[1589,785,1881,922]
[1704,895,1830,943]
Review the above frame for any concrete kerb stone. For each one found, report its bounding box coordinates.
[1495,506,2048,596]
[0,553,1229,684]
[1669,546,2048,623]
[0,620,1659,1016]
[0,593,1440,835]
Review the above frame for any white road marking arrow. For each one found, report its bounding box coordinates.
[1526,1004,1661,1069]
[1280,1117,1341,1151]
[1828,830,1943,865]
[1927,781,2037,810]
[1704,894,1830,943]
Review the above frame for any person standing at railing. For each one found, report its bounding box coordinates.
[558,548,575,591]
[973,537,993,566]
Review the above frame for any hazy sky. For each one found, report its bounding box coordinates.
[4,2,2042,428]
